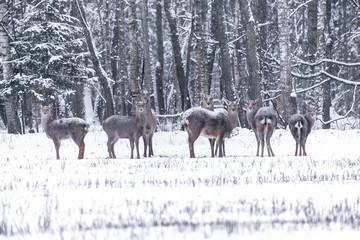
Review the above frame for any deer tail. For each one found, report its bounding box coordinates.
[294,120,303,141]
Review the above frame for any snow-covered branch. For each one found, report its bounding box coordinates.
[294,57,360,67]
[318,86,358,125]
[292,70,360,86]
[289,0,315,18]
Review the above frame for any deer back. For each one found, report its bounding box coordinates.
[254,106,277,132]
[41,106,89,141]
[103,101,147,139]
[289,113,308,140]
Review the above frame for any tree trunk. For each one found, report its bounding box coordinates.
[276,0,296,125]
[129,0,139,94]
[211,0,235,100]
[194,0,208,97]
[75,0,114,119]
[239,0,262,102]
[164,0,190,110]
[318,0,330,129]
[155,0,165,114]
[102,0,111,76]
[185,0,196,105]
[0,3,21,134]
[140,0,153,91]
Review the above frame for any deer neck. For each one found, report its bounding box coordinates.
[305,113,316,130]
[246,108,257,129]
[41,114,53,133]
[228,110,238,130]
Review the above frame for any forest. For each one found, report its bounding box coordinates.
[0,0,359,134]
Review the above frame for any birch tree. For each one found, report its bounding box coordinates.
[0,3,20,133]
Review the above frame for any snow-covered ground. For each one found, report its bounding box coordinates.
[1,127,360,239]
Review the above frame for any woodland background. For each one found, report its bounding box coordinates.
[0,0,359,134]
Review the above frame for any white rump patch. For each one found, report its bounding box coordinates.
[295,121,303,129]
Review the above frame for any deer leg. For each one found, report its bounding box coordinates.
[129,138,135,159]
[107,137,116,158]
[75,135,86,159]
[254,132,260,157]
[149,134,154,156]
[135,137,140,159]
[78,141,85,159]
[295,140,299,156]
[210,139,215,157]
[53,139,61,160]
[142,135,148,157]
[110,142,116,158]
[302,137,307,156]
[217,135,224,158]
[266,136,274,157]
[258,129,265,157]
[222,141,226,157]
[185,127,200,158]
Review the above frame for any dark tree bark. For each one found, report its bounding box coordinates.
[211,0,235,100]
[75,0,114,119]
[140,0,153,91]
[155,0,165,114]
[318,0,330,129]
[239,0,262,102]
[129,0,139,94]
[307,0,318,67]
[164,0,190,110]
[185,1,196,105]
[70,1,85,119]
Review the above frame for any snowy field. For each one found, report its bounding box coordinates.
[1,126,360,239]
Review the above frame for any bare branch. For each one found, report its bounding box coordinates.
[294,57,360,67]
[289,0,315,18]
[318,86,358,125]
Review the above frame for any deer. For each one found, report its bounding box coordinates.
[41,105,89,160]
[139,90,157,157]
[182,98,239,158]
[102,100,147,159]
[289,108,316,156]
[201,94,225,157]
[246,99,277,157]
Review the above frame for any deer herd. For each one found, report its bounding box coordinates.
[40,91,317,160]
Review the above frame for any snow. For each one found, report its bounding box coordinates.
[1,127,360,239]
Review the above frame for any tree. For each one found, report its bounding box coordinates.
[211,0,235,100]
[276,0,296,125]
[75,0,114,120]
[129,0,140,94]
[140,0,153,91]
[155,0,165,114]
[164,0,190,110]
[318,0,330,129]
[239,0,262,102]
[0,3,21,134]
